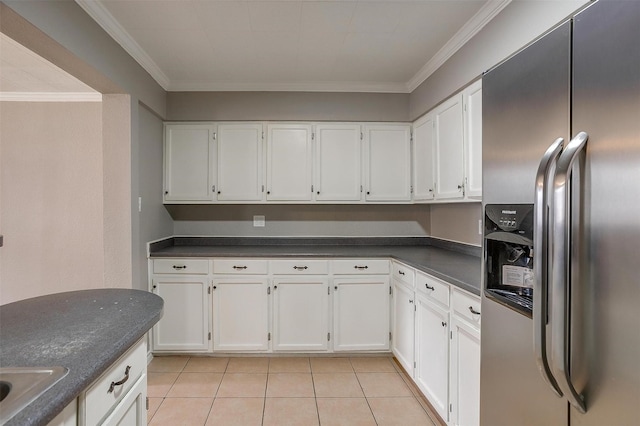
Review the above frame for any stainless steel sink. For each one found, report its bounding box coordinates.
[0,367,68,425]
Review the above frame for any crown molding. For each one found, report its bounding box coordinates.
[74,0,170,90]
[406,0,512,92]
[168,80,410,94]
[0,92,103,102]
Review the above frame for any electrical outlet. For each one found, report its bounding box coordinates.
[254,215,265,227]
[478,219,483,235]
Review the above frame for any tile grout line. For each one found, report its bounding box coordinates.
[350,357,381,426]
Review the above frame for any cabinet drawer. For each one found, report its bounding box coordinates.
[82,338,146,426]
[392,261,415,288]
[153,259,209,274]
[332,259,389,275]
[271,259,329,275]
[212,259,268,274]
[452,288,481,327]
[416,271,450,308]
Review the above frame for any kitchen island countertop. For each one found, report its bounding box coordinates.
[0,289,163,426]
[149,237,482,296]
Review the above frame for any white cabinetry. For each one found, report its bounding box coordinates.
[47,399,77,426]
[163,123,216,202]
[364,124,412,202]
[434,95,465,200]
[332,259,390,351]
[78,338,147,426]
[391,261,416,375]
[267,124,313,201]
[314,123,362,202]
[151,259,211,352]
[272,259,330,351]
[463,80,482,199]
[412,113,436,201]
[216,123,264,201]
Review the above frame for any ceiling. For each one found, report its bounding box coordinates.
[0,33,99,100]
[76,0,510,93]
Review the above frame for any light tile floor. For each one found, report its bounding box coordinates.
[147,356,442,426]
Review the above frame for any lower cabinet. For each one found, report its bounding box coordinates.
[449,315,481,426]
[415,293,450,421]
[212,277,269,351]
[392,278,415,375]
[100,374,146,426]
[47,399,77,426]
[333,276,390,351]
[151,276,211,352]
[272,276,330,351]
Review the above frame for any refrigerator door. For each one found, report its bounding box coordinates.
[480,21,571,425]
[570,1,640,424]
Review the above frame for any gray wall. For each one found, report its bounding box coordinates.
[169,204,431,237]
[430,203,482,246]
[409,0,590,119]
[167,91,409,122]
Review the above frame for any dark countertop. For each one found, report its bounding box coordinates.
[149,237,482,296]
[0,289,163,426]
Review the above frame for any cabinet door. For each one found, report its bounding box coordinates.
[212,277,269,351]
[267,124,313,201]
[315,123,362,201]
[413,113,436,201]
[435,95,465,199]
[151,276,210,351]
[164,124,216,202]
[450,317,481,426]
[392,278,415,375]
[364,124,412,201]
[101,374,146,426]
[333,277,390,351]
[272,277,329,351]
[415,294,449,421]
[217,123,263,201]
[463,80,482,199]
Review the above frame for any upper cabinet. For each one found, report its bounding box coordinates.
[266,123,313,201]
[364,124,412,202]
[217,123,264,201]
[434,94,465,200]
[463,80,482,199]
[412,113,436,201]
[163,123,216,202]
[315,123,362,202]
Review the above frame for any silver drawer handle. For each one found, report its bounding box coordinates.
[108,365,131,393]
[354,266,369,270]
[425,284,435,291]
[233,266,248,270]
[293,266,309,270]
[172,265,186,270]
[468,306,481,316]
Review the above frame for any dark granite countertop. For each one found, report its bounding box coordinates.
[0,289,163,426]
[149,237,482,296]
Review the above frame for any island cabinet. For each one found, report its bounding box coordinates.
[212,259,269,352]
[271,260,330,351]
[331,259,391,351]
[150,259,211,352]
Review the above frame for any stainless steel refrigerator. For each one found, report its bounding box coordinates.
[480,1,640,425]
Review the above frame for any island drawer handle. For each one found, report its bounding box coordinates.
[233,266,248,270]
[172,265,187,270]
[108,365,131,393]
[293,266,309,270]
[354,265,369,270]
[469,306,481,316]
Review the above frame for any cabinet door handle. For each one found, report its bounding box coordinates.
[108,365,131,393]
[442,321,447,327]
[469,306,481,315]
[233,266,248,270]
[293,266,308,270]
[399,270,405,275]
[425,284,435,291]
[409,299,413,304]
[354,265,369,270]
[172,265,187,270]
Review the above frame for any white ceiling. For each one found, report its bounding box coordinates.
[0,33,99,101]
[76,0,511,93]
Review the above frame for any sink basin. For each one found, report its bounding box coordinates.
[0,367,68,424]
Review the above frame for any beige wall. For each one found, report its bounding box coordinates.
[0,102,104,304]
[430,203,482,246]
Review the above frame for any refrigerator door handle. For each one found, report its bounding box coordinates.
[533,137,564,398]
[551,131,589,413]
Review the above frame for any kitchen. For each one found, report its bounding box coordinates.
[1,1,638,425]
